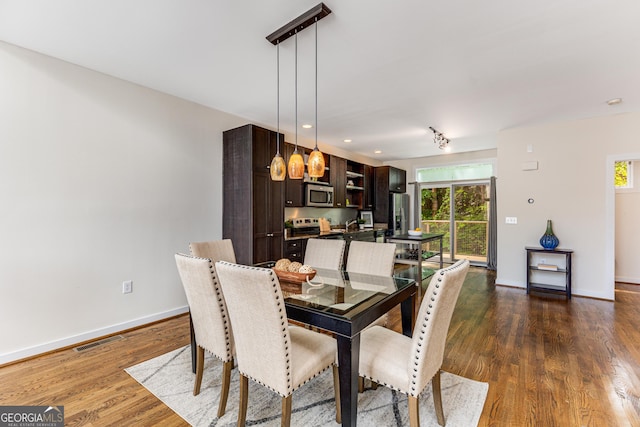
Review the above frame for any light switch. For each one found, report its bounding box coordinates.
[505,217,517,224]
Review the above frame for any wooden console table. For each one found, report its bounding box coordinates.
[525,246,573,299]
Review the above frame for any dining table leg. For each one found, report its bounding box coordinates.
[336,333,360,427]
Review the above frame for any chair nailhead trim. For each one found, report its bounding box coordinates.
[202,258,233,359]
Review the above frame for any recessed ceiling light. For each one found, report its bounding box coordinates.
[607,98,622,106]
[343,139,352,143]
[374,150,382,154]
[302,124,312,129]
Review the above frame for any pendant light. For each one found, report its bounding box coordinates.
[307,18,325,178]
[287,29,305,180]
[270,41,286,181]
[266,3,331,181]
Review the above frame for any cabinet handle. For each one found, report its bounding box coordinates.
[286,200,292,205]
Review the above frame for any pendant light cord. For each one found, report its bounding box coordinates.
[294,29,298,151]
[276,41,280,155]
[315,18,318,149]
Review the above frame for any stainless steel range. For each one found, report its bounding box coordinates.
[289,217,320,237]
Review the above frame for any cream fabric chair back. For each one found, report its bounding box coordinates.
[304,238,346,270]
[215,261,339,426]
[409,259,470,397]
[175,253,235,417]
[189,239,236,264]
[175,253,233,363]
[215,261,297,396]
[346,241,396,277]
[357,259,469,426]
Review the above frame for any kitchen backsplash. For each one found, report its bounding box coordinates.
[284,207,360,227]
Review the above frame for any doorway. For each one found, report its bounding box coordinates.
[606,153,640,300]
[614,159,640,285]
[419,180,490,265]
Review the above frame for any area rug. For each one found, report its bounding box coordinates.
[126,346,488,426]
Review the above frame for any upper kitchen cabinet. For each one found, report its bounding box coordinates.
[330,155,347,207]
[346,160,365,209]
[363,165,375,210]
[223,124,284,265]
[375,166,407,193]
[373,166,407,225]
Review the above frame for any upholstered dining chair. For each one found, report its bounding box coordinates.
[174,253,235,418]
[304,238,346,270]
[189,239,236,264]
[214,261,340,427]
[358,259,470,427]
[346,241,396,325]
[345,241,397,277]
[345,240,398,392]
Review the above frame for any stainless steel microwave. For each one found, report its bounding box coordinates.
[306,184,334,207]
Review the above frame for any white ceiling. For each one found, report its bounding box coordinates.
[1,0,638,160]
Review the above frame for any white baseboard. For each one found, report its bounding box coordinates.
[494,278,614,300]
[615,276,640,284]
[0,306,189,366]
[495,277,525,288]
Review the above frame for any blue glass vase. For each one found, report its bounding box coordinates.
[539,220,559,250]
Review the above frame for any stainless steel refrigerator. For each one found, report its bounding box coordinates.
[391,193,409,235]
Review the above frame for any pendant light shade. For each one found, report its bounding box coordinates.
[270,152,286,181]
[308,149,324,178]
[288,149,305,179]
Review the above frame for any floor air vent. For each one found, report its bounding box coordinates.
[73,335,124,352]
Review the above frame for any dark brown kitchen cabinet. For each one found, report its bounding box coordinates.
[284,238,307,262]
[373,165,407,224]
[376,165,406,193]
[223,124,284,265]
[345,160,365,209]
[252,171,285,262]
[330,155,347,207]
[283,142,305,207]
[363,165,375,209]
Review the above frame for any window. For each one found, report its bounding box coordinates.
[416,162,493,183]
[615,161,634,189]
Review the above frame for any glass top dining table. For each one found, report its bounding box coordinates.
[264,264,417,427]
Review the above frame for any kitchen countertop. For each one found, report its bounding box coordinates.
[285,227,387,241]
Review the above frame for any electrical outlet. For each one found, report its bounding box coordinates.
[122,280,133,294]
[505,217,517,224]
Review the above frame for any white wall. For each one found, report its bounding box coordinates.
[496,113,640,300]
[388,115,640,300]
[615,160,640,283]
[0,41,247,363]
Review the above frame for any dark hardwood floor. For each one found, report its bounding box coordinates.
[1,267,639,426]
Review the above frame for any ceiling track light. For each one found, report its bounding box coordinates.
[429,126,450,150]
